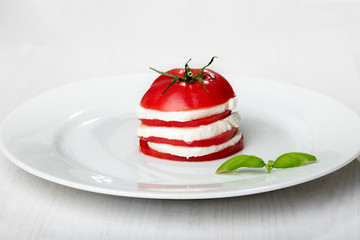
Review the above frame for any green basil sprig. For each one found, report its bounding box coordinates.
[216,152,316,174]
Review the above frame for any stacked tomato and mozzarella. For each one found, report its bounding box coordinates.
[136,68,244,161]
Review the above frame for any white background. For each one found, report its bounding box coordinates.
[1,0,360,239]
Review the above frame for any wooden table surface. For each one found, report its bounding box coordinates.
[1,0,360,239]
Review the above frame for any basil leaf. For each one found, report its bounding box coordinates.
[216,155,266,173]
[272,152,316,169]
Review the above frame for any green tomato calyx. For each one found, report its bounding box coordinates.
[149,56,218,96]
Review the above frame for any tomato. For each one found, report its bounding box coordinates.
[140,68,235,111]
[139,110,231,127]
[140,127,237,147]
[139,135,244,162]
[137,57,243,161]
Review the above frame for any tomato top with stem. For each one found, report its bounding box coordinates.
[140,58,236,111]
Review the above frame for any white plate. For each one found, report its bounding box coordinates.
[1,75,360,199]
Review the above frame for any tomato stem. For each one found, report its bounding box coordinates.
[150,57,217,96]
[184,59,193,82]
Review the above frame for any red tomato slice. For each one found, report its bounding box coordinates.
[139,110,231,127]
[139,135,244,162]
[140,69,235,111]
[140,127,237,147]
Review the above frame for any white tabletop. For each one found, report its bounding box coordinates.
[1,0,360,239]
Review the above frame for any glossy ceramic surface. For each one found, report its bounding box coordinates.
[1,75,360,199]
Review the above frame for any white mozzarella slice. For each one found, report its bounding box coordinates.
[136,97,237,122]
[148,130,242,158]
[137,112,241,143]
